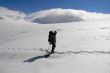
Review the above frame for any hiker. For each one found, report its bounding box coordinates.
[48,31,57,53]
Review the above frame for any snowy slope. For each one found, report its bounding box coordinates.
[0,19,110,73]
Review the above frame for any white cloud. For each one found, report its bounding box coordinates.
[0,7,110,24]
[0,6,26,21]
[28,8,110,24]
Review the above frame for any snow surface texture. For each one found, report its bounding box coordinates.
[0,6,110,73]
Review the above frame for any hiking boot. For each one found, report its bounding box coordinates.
[50,51,54,54]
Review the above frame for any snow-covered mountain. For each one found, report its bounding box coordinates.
[0,7,110,73]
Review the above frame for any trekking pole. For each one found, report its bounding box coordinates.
[47,44,51,53]
[48,44,51,50]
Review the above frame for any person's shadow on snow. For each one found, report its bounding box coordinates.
[23,54,50,63]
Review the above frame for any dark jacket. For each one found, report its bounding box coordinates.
[48,31,57,43]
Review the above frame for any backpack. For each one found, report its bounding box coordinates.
[48,31,57,43]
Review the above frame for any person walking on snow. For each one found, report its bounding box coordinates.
[48,31,57,53]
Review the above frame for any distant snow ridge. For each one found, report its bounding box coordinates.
[28,8,110,24]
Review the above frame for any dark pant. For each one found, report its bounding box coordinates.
[51,43,56,53]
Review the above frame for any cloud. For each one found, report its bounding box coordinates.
[0,6,110,24]
[0,6,26,21]
[28,8,110,24]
